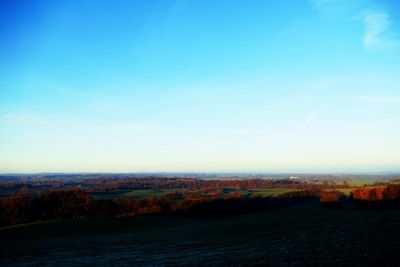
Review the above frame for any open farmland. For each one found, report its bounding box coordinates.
[91,188,303,200]
[1,208,399,266]
[247,188,299,197]
[91,189,183,200]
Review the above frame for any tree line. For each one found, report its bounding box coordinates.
[1,184,400,227]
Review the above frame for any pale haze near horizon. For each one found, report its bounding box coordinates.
[1,0,400,173]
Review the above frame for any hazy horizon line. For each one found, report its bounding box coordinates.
[1,170,400,176]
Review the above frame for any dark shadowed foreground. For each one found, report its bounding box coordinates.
[1,207,400,266]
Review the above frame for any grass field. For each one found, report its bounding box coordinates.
[1,207,399,266]
[123,189,180,199]
[347,180,376,186]
[247,188,298,197]
[91,189,182,200]
[92,188,303,200]
[323,188,354,196]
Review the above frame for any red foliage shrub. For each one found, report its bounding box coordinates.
[320,191,342,202]
[351,187,385,201]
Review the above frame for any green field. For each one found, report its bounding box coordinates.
[123,189,180,199]
[90,187,359,200]
[324,188,354,196]
[92,188,302,200]
[248,188,299,197]
[91,189,182,200]
[347,180,376,186]
[1,208,399,266]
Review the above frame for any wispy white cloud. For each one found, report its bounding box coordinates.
[360,10,399,51]
[300,112,319,130]
[1,113,45,125]
[23,132,49,137]
[310,0,361,18]
[311,0,344,10]
[311,1,399,51]
[368,118,398,129]
[308,79,338,92]
[184,137,234,146]
[361,96,400,104]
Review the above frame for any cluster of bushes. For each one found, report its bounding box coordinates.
[0,189,171,226]
[319,184,400,209]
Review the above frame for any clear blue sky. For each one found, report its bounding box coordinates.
[1,0,400,173]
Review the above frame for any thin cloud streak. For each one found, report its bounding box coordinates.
[300,112,319,130]
[361,96,400,104]
[361,10,399,51]
[310,0,354,16]
[368,118,397,129]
